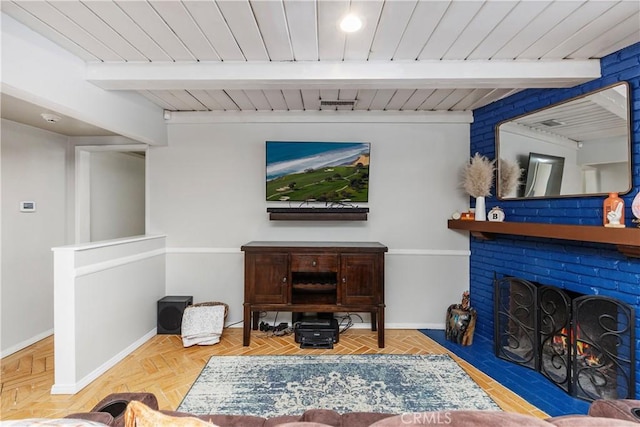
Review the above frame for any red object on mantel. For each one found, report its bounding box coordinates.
[603,192,625,227]
[460,211,475,221]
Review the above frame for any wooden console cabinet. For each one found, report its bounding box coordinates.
[241,241,388,347]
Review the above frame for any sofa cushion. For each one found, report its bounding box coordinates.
[340,412,395,427]
[273,423,335,426]
[1,419,109,426]
[264,415,302,427]
[369,411,552,426]
[124,401,216,426]
[162,410,266,427]
[300,409,342,426]
[64,412,115,425]
[548,415,640,426]
[588,399,640,423]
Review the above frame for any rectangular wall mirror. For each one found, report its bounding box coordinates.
[496,82,631,199]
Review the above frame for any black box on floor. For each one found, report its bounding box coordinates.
[294,317,339,348]
[157,295,193,334]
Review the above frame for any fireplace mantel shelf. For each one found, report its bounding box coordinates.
[447,220,640,258]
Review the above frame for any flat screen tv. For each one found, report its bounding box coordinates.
[266,141,370,203]
[522,152,565,197]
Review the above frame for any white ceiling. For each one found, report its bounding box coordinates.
[1,93,118,136]
[2,0,639,121]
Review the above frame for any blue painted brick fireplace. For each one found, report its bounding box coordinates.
[468,42,640,398]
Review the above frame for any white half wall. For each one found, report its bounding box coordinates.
[1,119,69,356]
[51,235,166,394]
[150,118,472,328]
[1,13,167,146]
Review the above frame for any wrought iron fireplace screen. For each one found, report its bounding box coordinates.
[494,276,635,401]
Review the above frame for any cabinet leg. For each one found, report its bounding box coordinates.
[252,311,260,330]
[377,306,385,348]
[371,312,377,331]
[243,304,251,346]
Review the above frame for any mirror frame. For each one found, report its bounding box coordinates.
[496,81,632,200]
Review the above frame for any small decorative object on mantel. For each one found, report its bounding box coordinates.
[460,209,475,221]
[462,153,495,222]
[498,158,523,199]
[460,212,475,220]
[488,206,505,222]
[603,192,625,228]
[632,191,640,228]
[445,291,477,346]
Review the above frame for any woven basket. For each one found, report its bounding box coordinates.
[191,301,229,319]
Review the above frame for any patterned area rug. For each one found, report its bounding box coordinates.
[177,354,500,417]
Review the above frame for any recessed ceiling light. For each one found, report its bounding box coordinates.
[340,14,362,33]
[40,113,62,124]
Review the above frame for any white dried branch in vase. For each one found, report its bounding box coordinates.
[462,153,495,198]
[498,158,523,198]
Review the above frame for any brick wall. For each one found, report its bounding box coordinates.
[470,42,640,398]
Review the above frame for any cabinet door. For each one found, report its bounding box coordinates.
[340,253,381,305]
[246,252,289,304]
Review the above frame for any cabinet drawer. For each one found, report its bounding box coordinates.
[290,254,338,272]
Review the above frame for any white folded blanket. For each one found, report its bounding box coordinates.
[181,304,225,347]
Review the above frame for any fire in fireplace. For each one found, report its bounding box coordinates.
[494,276,635,401]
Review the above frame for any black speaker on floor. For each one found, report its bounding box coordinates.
[157,296,193,334]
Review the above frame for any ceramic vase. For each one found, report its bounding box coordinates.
[603,192,625,227]
[475,196,486,221]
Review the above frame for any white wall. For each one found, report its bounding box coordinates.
[577,137,630,193]
[596,162,629,193]
[1,119,69,356]
[1,121,149,361]
[578,136,629,165]
[90,152,145,241]
[150,118,472,328]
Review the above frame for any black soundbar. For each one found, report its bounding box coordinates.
[267,207,369,221]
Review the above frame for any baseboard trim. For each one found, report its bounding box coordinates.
[344,323,446,330]
[386,323,445,330]
[51,328,157,395]
[224,323,445,330]
[0,329,54,358]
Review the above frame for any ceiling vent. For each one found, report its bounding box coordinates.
[538,119,565,127]
[320,100,357,107]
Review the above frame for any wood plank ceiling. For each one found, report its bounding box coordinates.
[2,0,639,113]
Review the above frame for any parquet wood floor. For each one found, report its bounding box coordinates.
[0,329,548,421]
